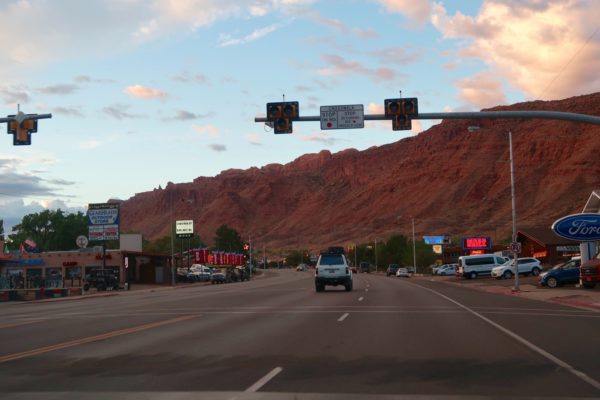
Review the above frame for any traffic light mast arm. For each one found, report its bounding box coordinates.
[0,113,53,124]
[255,111,600,126]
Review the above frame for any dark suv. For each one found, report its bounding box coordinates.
[84,269,119,291]
[359,261,371,273]
[386,264,400,276]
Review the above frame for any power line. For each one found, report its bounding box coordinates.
[541,25,600,99]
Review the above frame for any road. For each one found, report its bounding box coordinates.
[1,269,600,399]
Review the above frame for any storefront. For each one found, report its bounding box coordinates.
[517,227,580,266]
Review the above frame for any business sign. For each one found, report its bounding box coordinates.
[320,105,364,130]
[432,245,443,254]
[176,220,194,238]
[462,236,492,251]
[87,203,119,241]
[423,236,450,245]
[552,213,600,241]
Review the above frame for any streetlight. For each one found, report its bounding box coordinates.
[468,126,519,291]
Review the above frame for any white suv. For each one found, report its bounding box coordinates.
[491,257,542,279]
[315,250,352,292]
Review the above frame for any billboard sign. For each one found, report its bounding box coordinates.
[462,236,491,251]
[87,203,120,241]
[176,220,194,238]
[552,213,600,241]
[423,236,450,245]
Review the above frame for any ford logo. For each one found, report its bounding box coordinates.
[552,213,600,241]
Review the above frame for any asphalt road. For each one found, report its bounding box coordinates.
[1,270,600,400]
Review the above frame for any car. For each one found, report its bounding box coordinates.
[436,264,457,276]
[359,261,371,273]
[84,269,119,291]
[315,248,353,292]
[210,271,227,284]
[539,257,581,288]
[431,265,442,275]
[296,263,308,271]
[396,267,410,278]
[186,264,212,282]
[386,264,400,276]
[491,257,542,279]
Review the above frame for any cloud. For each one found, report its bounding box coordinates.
[0,157,72,199]
[455,72,507,109]
[0,85,30,105]
[125,84,168,100]
[37,84,78,95]
[193,124,220,138]
[79,139,103,150]
[318,54,396,82]
[352,27,378,39]
[367,102,385,114]
[74,75,115,84]
[172,71,211,85]
[102,104,144,120]
[208,144,227,152]
[373,0,433,25]
[0,198,84,235]
[51,106,84,117]
[245,133,261,145]
[301,133,338,145]
[368,47,421,65]
[218,23,283,47]
[165,110,215,121]
[432,1,600,100]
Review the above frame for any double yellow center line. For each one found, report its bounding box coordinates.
[0,315,195,363]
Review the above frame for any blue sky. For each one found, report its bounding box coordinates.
[1,0,599,234]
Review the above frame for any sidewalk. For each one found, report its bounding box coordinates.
[427,275,600,312]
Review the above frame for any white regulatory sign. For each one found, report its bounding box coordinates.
[320,104,364,130]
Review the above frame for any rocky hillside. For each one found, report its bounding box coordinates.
[119,92,600,251]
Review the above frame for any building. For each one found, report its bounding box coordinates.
[517,227,580,266]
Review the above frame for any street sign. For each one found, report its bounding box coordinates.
[320,104,364,130]
[511,242,522,253]
[176,220,194,238]
[76,235,88,249]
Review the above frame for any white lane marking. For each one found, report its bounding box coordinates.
[411,282,600,392]
[358,297,364,302]
[337,313,349,322]
[245,366,283,392]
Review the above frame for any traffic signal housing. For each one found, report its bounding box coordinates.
[384,98,418,131]
[7,116,38,145]
[266,101,299,134]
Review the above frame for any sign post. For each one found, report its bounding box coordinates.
[320,105,364,130]
[88,203,120,271]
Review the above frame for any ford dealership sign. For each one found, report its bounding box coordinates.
[552,213,600,241]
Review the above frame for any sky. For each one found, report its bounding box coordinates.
[1,0,600,235]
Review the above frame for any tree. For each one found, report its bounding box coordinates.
[213,224,243,252]
[9,209,88,251]
[0,219,4,239]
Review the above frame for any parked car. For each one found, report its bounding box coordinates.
[539,257,581,288]
[186,264,212,282]
[396,267,410,278]
[436,264,457,276]
[210,271,227,284]
[84,269,119,291]
[386,264,400,276]
[457,254,506,279]
[491,258,542,279]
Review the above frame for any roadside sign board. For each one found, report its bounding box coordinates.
[87,203,120,241]
[320,104,364,130]
[511,242,522,254]
[176,220,194,238]
[76,235,89,248]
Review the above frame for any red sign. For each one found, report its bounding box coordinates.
[462,237,491,250]
[470,250,485,255]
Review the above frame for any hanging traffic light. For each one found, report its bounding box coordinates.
[7,115,38,145]
[266,101,299,134]
[384,97,418,131]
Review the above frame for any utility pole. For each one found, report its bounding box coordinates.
[509,130,519,291]
[412,218,417,274]
[249,235,252,278]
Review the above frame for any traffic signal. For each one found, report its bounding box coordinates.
[7,115,38,145]
[266,101,299,134]
[384,97,418,131]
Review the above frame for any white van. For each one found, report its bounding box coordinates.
[458,254,506,279]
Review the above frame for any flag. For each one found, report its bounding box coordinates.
[25,238,37,248]
[19,243,27,255]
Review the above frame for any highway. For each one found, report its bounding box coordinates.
[1,269,600,399]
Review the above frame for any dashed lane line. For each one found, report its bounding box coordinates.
[245,367,283,392]
[337,313,349,322]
